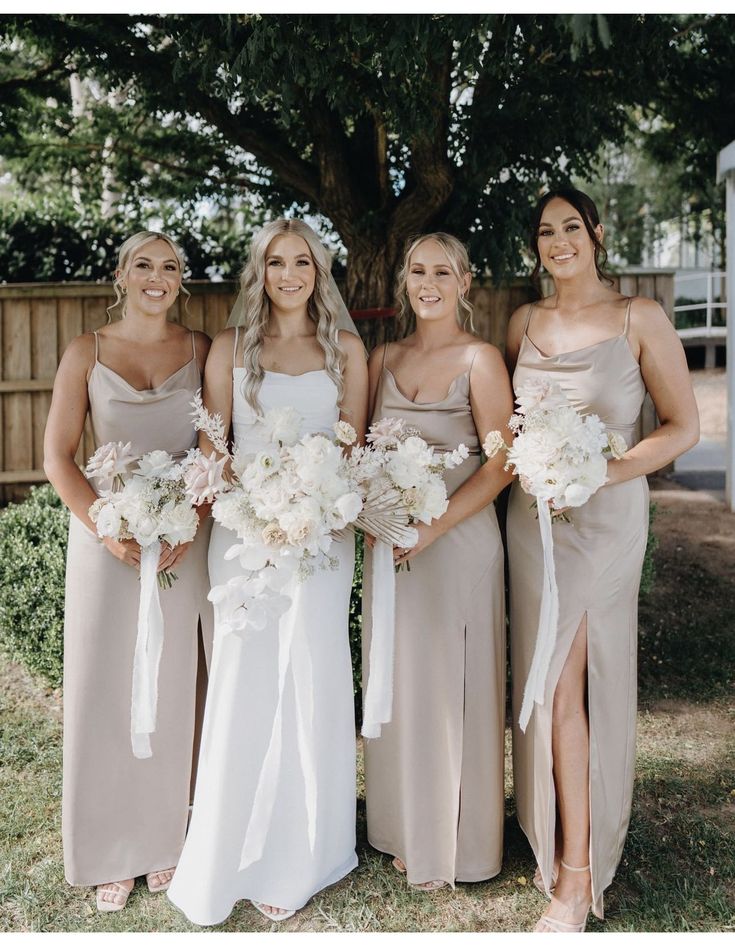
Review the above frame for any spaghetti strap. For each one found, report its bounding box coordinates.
[523,303,535,336]
[381,341,390,371]
[190,330,196,359]
[623,297,633,336]
[233,326,239,369]
[93,330,99,362]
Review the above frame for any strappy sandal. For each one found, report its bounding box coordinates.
[533,861,591,933]
[96,880,133,912]
[392,857,448,892]
[251,900,296,922]
[146,867,175,892]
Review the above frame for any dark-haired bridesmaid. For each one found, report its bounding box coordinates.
[506,189,699,932]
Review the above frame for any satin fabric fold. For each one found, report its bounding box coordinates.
[518,499,559,733]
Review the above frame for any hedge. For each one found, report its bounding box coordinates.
[0,485,68,687]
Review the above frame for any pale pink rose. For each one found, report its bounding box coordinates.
[184,451,228,505]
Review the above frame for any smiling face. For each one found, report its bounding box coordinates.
[535,197,603,282]
[263,233,317,314]
[118,239,182,315]
[406,238,471,324]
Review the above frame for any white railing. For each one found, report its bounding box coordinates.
[675,270,727,340]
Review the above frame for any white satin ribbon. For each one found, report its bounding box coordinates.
[226,580,317,871]
[361,539,396,739]
[130,542,165,759]
[519,499,559,733]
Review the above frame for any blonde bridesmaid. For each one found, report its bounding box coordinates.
[363,233,514,890]
[44,231,214,912]
[505,189,699,932]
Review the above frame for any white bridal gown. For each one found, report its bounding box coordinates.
[168,342,357,925]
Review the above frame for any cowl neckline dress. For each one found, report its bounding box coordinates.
[363,353,506,886]
[507,301,648,919]
[62,331,213,886]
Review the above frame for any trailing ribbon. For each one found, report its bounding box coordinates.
[361,539,396,739]
[130,541,165,759]
[518,499,559,733]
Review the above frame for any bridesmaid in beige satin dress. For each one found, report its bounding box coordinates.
[363,233,514,890]
[44,232,214,912]
[505,189,699,932]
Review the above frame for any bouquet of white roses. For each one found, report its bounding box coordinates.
[191,394,363,634]
[482,378,627,512]
[482,379,627,733]
[85,441,225,759]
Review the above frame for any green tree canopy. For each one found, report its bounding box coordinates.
[1,14,733,303]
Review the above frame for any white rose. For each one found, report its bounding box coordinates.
[160,501,198,546]
[94,501,123,538]
[260,406,302,446]
[85,440,135,481]
[334,491,363,526]
[136,450,174,479]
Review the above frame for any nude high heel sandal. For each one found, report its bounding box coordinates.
[533,861,591,933]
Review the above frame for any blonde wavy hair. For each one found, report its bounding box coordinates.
[107,230,189,321]
[395,232,475,332]
[236,219,345,414]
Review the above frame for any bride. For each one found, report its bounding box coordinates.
[167,219,367,925]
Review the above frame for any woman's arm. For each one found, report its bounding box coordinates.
[43,334,142,568]
[198,328,235,458]
[399,344,515,564]
[606,298,699,486]
[505,303,530,375]
[43,334,98,529]
[339,330,369,445]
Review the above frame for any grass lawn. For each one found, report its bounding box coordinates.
[1,489,733,932]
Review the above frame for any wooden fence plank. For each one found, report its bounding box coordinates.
[2,298,33,502]
[31,299,59,473]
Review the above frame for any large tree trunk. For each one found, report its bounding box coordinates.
[343,240,396,311]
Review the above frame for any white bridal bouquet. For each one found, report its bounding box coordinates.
[190,393,363,634]
[483,378,627,732]
[86,441,226,759]
[348,416,469,740]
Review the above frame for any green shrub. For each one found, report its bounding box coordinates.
[640,502,658,596]
[0,485,68,687]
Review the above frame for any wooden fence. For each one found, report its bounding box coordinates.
[0,271,673,503]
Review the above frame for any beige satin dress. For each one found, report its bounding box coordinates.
[62,330,214,886]
[363,346,506,887]
[507,300,648,918]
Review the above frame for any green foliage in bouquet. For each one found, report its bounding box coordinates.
[349,531,364,717]
[0,485,68,687]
